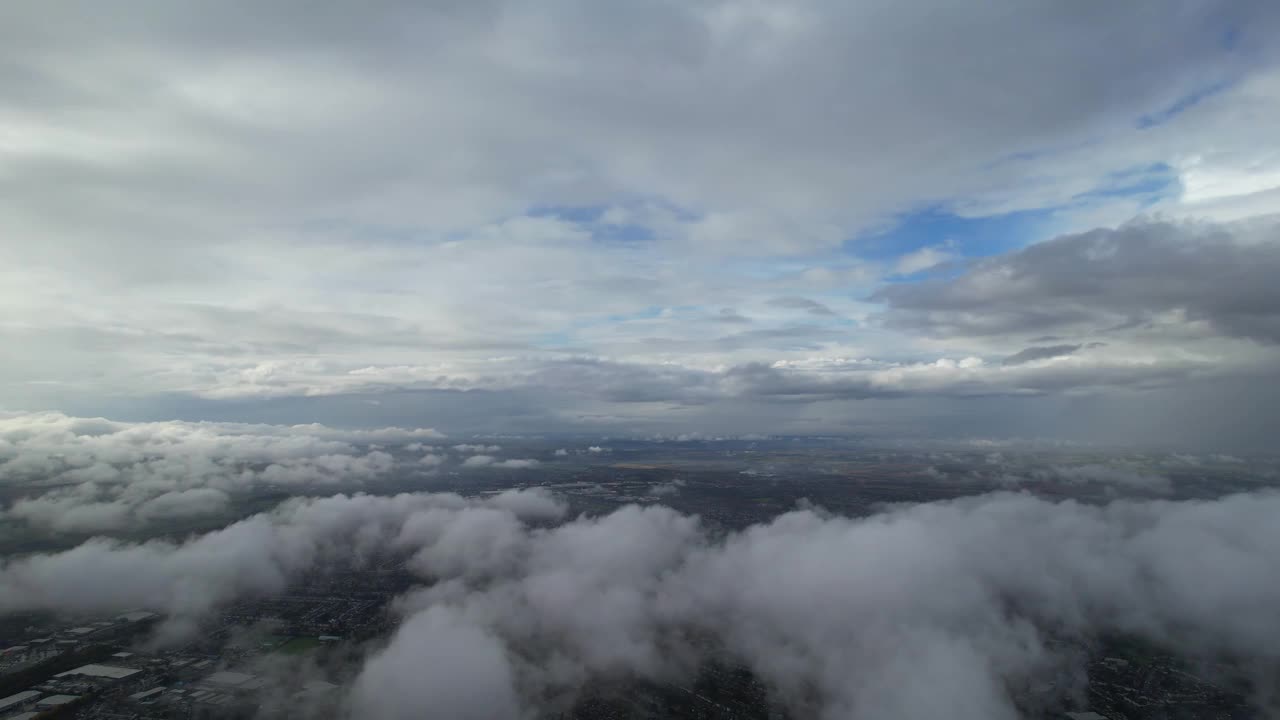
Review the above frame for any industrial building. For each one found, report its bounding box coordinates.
[54,663,142,680]
[0,690,40,715]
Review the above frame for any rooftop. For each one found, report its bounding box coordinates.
[55,663,141,679]
[0,691,41,711]
[129,687,164,701]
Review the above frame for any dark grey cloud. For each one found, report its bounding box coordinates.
[876,217,1280,343]
[1002,344,1083,366]
[721,362,900,401]
[714,308,753,324]
[523,357,723,405]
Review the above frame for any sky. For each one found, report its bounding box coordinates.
[4,1,1280,447]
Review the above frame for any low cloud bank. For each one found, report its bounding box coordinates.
[3,487,1279,718]
[0,412,532,534]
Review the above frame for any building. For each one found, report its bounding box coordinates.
[0,691,40,715]
[128,687,165,703]
[55,663,141,680]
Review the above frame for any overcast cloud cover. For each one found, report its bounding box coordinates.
[2,0,1280,446]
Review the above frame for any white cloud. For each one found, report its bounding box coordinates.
[0,412,441,533]
[648,479,685,497]
[452,444,502,454]
[0,488,568,623]
[461,455,539,470]
[6,486,1280,718]
[137,488,232,520]
[895,244,958,275]
[350,606,521,720]
[495,459,539,469]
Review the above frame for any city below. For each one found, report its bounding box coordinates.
[2,437,1274,719]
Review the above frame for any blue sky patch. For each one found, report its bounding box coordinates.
[851,206,1055,263]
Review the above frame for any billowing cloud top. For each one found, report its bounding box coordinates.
[0,412,528,535]
[4,486,1280,718]
[3,1,1280,445]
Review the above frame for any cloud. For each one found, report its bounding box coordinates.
[136,488,233,520]
[1001,344,1084,366]
[453,444,502,454]
[715,308,753,324]
[768,296,838,316]
[8,486,1280,717]
[1042,464,1172,493]
[74,348,1263,447]
[0,488,566,623]
[495,459,540,469]
[0,412,443,533]
[723,354,1213,401]
[973,462,1175,495]
[484,488,567,522]
[876,217,1280,344]
[648,479,685,497]
[461,455,540,469]
[348,606,522,720]
[894,244,958,275]
[3,2,1280,440]
[9,498,133,535]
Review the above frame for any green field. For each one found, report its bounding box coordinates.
[275,637,323,655]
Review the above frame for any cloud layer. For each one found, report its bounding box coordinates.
[877,218,1280,344]
[0,412,533,534]
[2,2,1280,441]
[3,487,1279,718]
